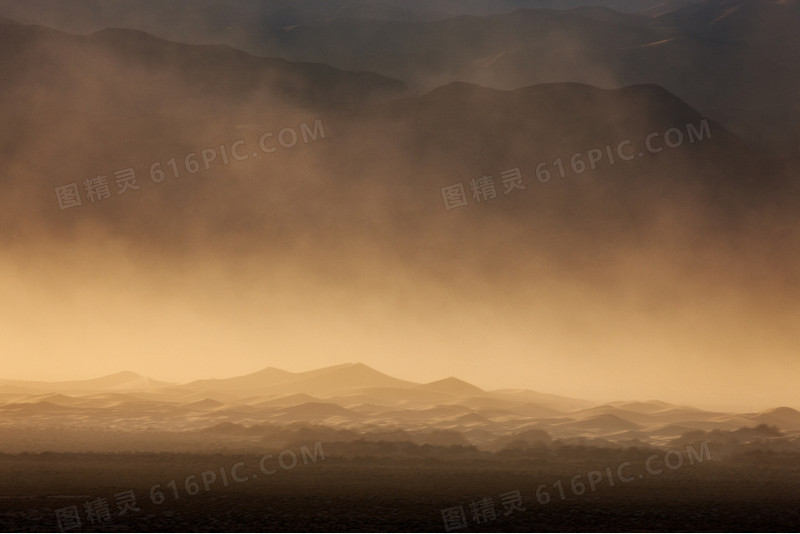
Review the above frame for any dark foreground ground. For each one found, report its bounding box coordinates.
[1,447,799,532]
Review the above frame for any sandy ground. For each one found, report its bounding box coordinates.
[1,450,799,532]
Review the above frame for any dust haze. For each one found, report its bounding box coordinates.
[1,1,800,532]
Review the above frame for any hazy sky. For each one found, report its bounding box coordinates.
[3,231,798,414]
[2,6,799,415]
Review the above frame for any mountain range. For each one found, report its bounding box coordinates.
[2,19,793,268]
[0,0,706,35]
[2,0,796,153]
[2,363,799,452]
[0,1,798,453]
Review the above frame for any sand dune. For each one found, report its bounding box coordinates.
[751,407,800,429]
[1,363,799,449]
[416,377,485,396]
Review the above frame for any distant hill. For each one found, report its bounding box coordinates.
[608,400,683,413]
[242,2,799,154]
[0,371,169,393]
[0,0,706,38]
[555,413,642,432]
[0,1,795,153]
[234,363,419,396]
[270,401,361,421]
[753,407,800,429]
[186,367,296,391]
[2,363,800,447]
[417,377,485,396]
[0,19,786,278]
[569,405,660,425]
[0,23,405,114]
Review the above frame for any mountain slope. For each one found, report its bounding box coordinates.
[186,367,296,391]
[418,377,486,396]
[219,2,800,153]
[752,407,800,429]
[2,364,800,446]
[181,363,418,397]
[0,371,170,392]
[0,0,706,38]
